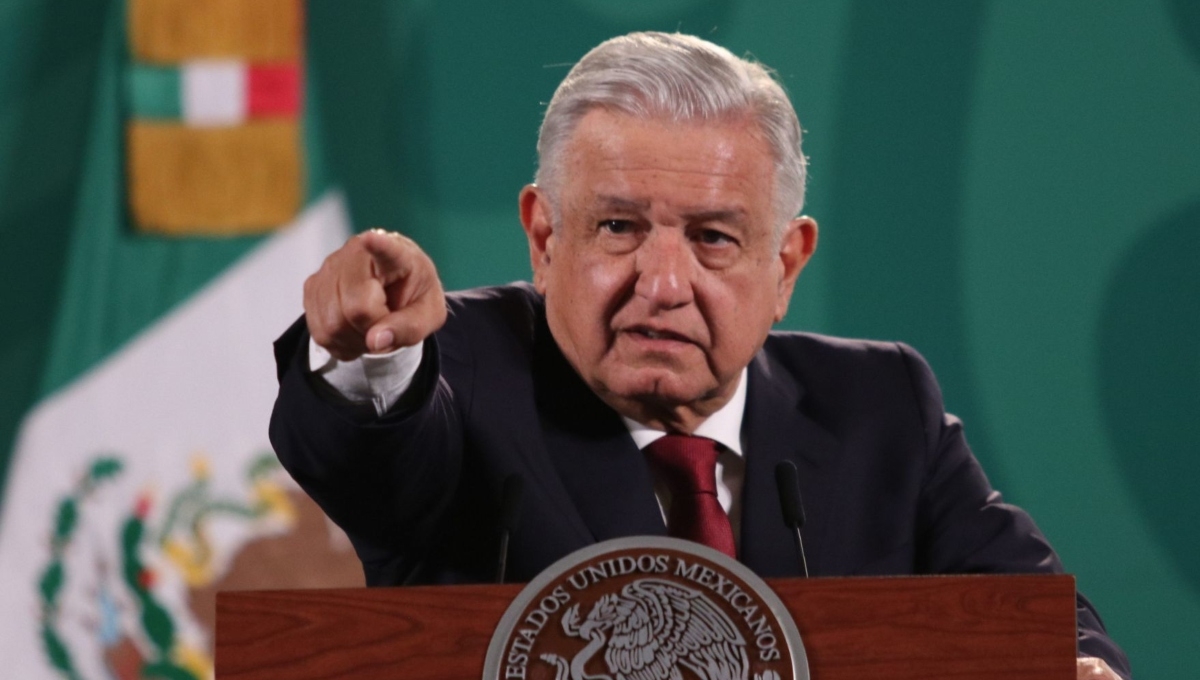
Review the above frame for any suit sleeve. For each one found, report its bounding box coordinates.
[898,343,1132,678]
[269,315,464,583]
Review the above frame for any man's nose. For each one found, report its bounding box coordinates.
[634,228,694,309]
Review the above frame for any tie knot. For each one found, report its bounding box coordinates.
[644,434,720,495]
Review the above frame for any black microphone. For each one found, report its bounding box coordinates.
[774,461,809,578]
[496,474,525,584]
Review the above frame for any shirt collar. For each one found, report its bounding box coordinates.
[622,367,747,457]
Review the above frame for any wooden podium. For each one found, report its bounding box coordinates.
[215,573,1077,679]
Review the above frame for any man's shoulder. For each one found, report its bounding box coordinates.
[443,282,544,330]
[760,330,936,405]
[763,329,914,365]
[446,281,542,310]
[436,283,545,362]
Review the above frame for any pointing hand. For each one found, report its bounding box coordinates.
[304,229,447,361]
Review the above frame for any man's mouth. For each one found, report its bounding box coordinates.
[626,327,692,344]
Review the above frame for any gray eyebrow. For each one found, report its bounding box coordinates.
[681,208,748,224]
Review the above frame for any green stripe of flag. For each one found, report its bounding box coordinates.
[125,64,181,119]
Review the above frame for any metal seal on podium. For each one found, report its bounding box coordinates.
[482,536,809,680]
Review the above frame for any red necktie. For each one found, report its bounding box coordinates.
[644,435,736,559]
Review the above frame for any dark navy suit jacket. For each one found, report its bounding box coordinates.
[270,282,1129,676]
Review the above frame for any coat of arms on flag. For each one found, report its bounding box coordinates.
[37,453,315,679]
[125,0,305,235]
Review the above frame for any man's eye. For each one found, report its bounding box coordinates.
[598,220,635,234]
[696,229,735,246]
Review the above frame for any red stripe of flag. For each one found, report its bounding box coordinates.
[248,63,301,118]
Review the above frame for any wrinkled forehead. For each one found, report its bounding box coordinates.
[556,110,778,211]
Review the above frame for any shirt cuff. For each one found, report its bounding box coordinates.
[308,337,425,417]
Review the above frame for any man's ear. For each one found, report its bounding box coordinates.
[773,216,819,322]
[519,184,556,294]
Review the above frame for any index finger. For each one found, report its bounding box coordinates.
[359,230,417,285]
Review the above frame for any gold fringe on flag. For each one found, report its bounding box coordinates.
[128,0,301,64]
[127,121,303,236]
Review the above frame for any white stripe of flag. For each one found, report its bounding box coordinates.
[182,60,247,127]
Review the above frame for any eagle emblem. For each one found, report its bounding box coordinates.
[539,578,774,680]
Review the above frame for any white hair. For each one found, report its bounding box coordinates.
[535,31,807,233]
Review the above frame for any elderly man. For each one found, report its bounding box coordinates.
[270,32,1129,679]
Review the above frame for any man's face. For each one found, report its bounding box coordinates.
[520,109,817,431]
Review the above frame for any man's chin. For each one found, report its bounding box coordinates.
[593,369,721,418]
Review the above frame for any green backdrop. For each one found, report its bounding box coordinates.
[2,1,1196,676]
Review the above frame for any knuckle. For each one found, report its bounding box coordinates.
[341,285,384,328]
[343,304,373,329]
[322,304,347,336]
[303,267,327,300]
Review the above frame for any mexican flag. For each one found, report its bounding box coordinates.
[0,2,361,678]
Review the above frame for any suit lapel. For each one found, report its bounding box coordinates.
[739,351,843,577]
[531,317,846,564]
[533,320,667,543]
